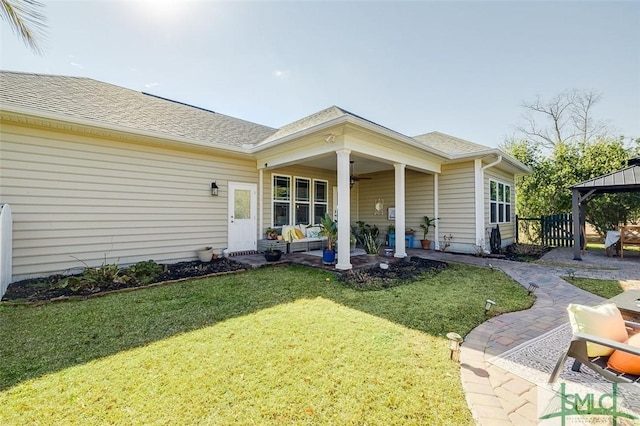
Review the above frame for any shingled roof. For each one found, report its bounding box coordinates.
[1,71,528,174]
[412,131,492,156]
[0,71,276,147]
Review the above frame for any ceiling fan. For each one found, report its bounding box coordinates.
[350,160,372,188]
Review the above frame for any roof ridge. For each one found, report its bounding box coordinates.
[142,92,217,114]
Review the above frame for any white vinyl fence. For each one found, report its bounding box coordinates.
[0,204,12,298]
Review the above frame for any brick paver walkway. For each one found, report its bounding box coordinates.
[412,247,640,426]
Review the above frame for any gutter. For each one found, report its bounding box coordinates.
[0,105,252,156]
[481,154,503,171]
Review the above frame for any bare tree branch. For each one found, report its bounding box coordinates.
[516,89,605,149]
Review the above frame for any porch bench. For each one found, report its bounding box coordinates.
[620,225,640,258]
[282,224,327,253]
[288,238,327,253]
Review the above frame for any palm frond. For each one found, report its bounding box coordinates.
[0,0,47,55]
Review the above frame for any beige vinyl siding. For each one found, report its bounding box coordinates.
[262,165,336,231]
[356,170,434,247]
[484,167,516,243]
[0,122,257,279]
[439,162,476,249]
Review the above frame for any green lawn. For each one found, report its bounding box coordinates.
[0,263,532,425]
[563,276,626,299]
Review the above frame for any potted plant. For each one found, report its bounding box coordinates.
[265,227,278,240]
[363,233,382,257]
[319,213,337,265]
[387,224,395,246]
[197,246,214,262]
[263,243,283,262]
[419,215,438,249]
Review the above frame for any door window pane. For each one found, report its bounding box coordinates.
[234,189,251,219]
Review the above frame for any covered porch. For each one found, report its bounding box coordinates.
[254,115,444,271]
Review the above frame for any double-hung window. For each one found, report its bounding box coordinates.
[490,180,511,224]
[313,180,328,223]
[273,176,291,226]
[294,178,310,225]
[272,175,329,226]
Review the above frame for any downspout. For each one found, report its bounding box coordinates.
[258,169,264,239]
[476,155,502,251]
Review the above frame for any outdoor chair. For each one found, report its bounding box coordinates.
[549,303,640,385]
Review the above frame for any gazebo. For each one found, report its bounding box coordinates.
[570,158,640,260]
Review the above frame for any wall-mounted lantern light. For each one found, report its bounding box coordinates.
[211,182,219,196]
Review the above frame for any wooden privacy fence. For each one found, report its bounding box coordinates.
[516,213,574,247]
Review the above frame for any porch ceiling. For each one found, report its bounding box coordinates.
[296,153,395,175]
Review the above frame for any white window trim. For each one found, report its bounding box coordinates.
[272,173,292,228]
[294,176,311,225]
[312,178,329,225]
[271,174,329,227]
[489,179,512,224]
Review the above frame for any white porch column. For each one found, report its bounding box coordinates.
[336,149,352,270]
[394,163,407,258]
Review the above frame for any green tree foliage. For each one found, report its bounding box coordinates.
[503,90,640,240]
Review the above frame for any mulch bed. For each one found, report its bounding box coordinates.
[339,257,448,290]
[502,243,552,262]
[2,259,246,303]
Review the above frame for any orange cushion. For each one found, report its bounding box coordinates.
[607,333,640,375]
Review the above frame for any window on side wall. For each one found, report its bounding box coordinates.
[490,180,512,224]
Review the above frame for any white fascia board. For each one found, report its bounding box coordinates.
[342,116,451,159]
[251,114,451,161]
[250,116,351,151]
[0,105,251,156]
[449,149,531,174]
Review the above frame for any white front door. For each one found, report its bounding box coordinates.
[227,182,257,252]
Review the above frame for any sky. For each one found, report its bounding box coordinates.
[1,0,639,148]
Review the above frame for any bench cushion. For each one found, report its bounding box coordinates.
[567,303,628,357]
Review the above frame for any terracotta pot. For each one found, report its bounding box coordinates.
[420,239,431,250]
